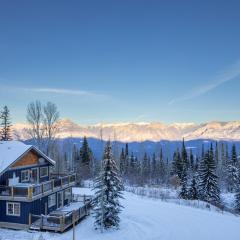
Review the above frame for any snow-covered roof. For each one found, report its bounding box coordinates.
[0,141,55,174]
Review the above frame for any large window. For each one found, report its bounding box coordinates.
[21,170,29,182]
[6,202,20,216]
[48,194,56,208]
[40,167,48,178]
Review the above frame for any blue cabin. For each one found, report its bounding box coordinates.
[0,141,76,230]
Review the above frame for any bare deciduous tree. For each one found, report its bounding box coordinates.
[43,102,60,155]
[26,100,44,150]
[26,101,60,155]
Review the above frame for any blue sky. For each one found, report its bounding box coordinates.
[0,0,240,124]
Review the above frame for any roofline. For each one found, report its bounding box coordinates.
[31,146,55,166]
[0,145,55,176]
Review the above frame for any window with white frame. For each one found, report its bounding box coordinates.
[48,194,56,208]
[64,188,71,201]
[40,166,48,178]
[6,202,20,216]
[21,170,29,182]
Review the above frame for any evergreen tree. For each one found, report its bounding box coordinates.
[188,175,198,200]
[179,164,188,199]
[124,143,129,158]
[232,144,237,165]
[151,153,157,183]
[235,156,240,213]
[171,150,178,175]
[80,136,92,164]
[181,139,188,174]
[124,143,129,178]
[235,190,240,213]
[171,148,182,178]
[215,142,219,167]
[119,148,125,176]
[79,136,93,180]
[189,149,194,172]
[159,149,166,184]
[93,141,123,230]
[195,156,199,172]
[198,150,220,205]
[129,152,137,183]
[0,106,12,141]
[141,152,149,184]
[227,144,239,192]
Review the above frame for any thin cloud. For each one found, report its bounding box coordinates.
[1,85,109,100]
[22,87,106,98]
[169,61,240,105]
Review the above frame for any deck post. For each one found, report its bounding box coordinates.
[60,216,64,232]
[72,210,76,240]
[28,186,33,199]
[28,213,32,227]
[11,186,14,197]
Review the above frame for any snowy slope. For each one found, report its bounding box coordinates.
[12,119,240,142]
[0,190,239,240]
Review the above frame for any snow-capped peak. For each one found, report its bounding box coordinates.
[11,119,240,142]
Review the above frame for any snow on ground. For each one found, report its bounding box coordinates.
[0,189,240,240]
[60,201,84,212]
[72,187,94,196]
[221,192,236,209]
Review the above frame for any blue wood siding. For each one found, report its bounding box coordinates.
[0,164,50,185]
[0,187,72,225]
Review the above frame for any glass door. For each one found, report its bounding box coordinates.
[31,168,39,183]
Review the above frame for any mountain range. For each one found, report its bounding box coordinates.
[12,119,240,142]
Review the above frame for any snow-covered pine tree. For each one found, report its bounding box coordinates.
[189,149,194,173]
[198,146,220,205]
[119,148,125,176]
[129,152,138,184]
[151,153,157,183]
[188,175,198,200]
[235,178,240,212]
[235,191,240,213]
[181,138,189,173]
[141,152,149,184]
[171,150,178,175]
[179,164,188,199]
[179,139,190,199]
[171,148,182,178]
[235,159,240,213]
[0,106,12,141]
[124,143,130,178]
[159,149,166,184]
[93,140,123,230]
[227,144,238,192]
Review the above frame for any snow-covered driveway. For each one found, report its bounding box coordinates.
[1,191,240,240]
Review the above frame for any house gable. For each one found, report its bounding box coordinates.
[11,150,39,168]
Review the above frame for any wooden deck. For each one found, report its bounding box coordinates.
[0,173,76,201]
[29,195,93,232]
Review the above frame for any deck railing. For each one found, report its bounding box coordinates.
[0,173,76,199]
[30,195,93,232]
